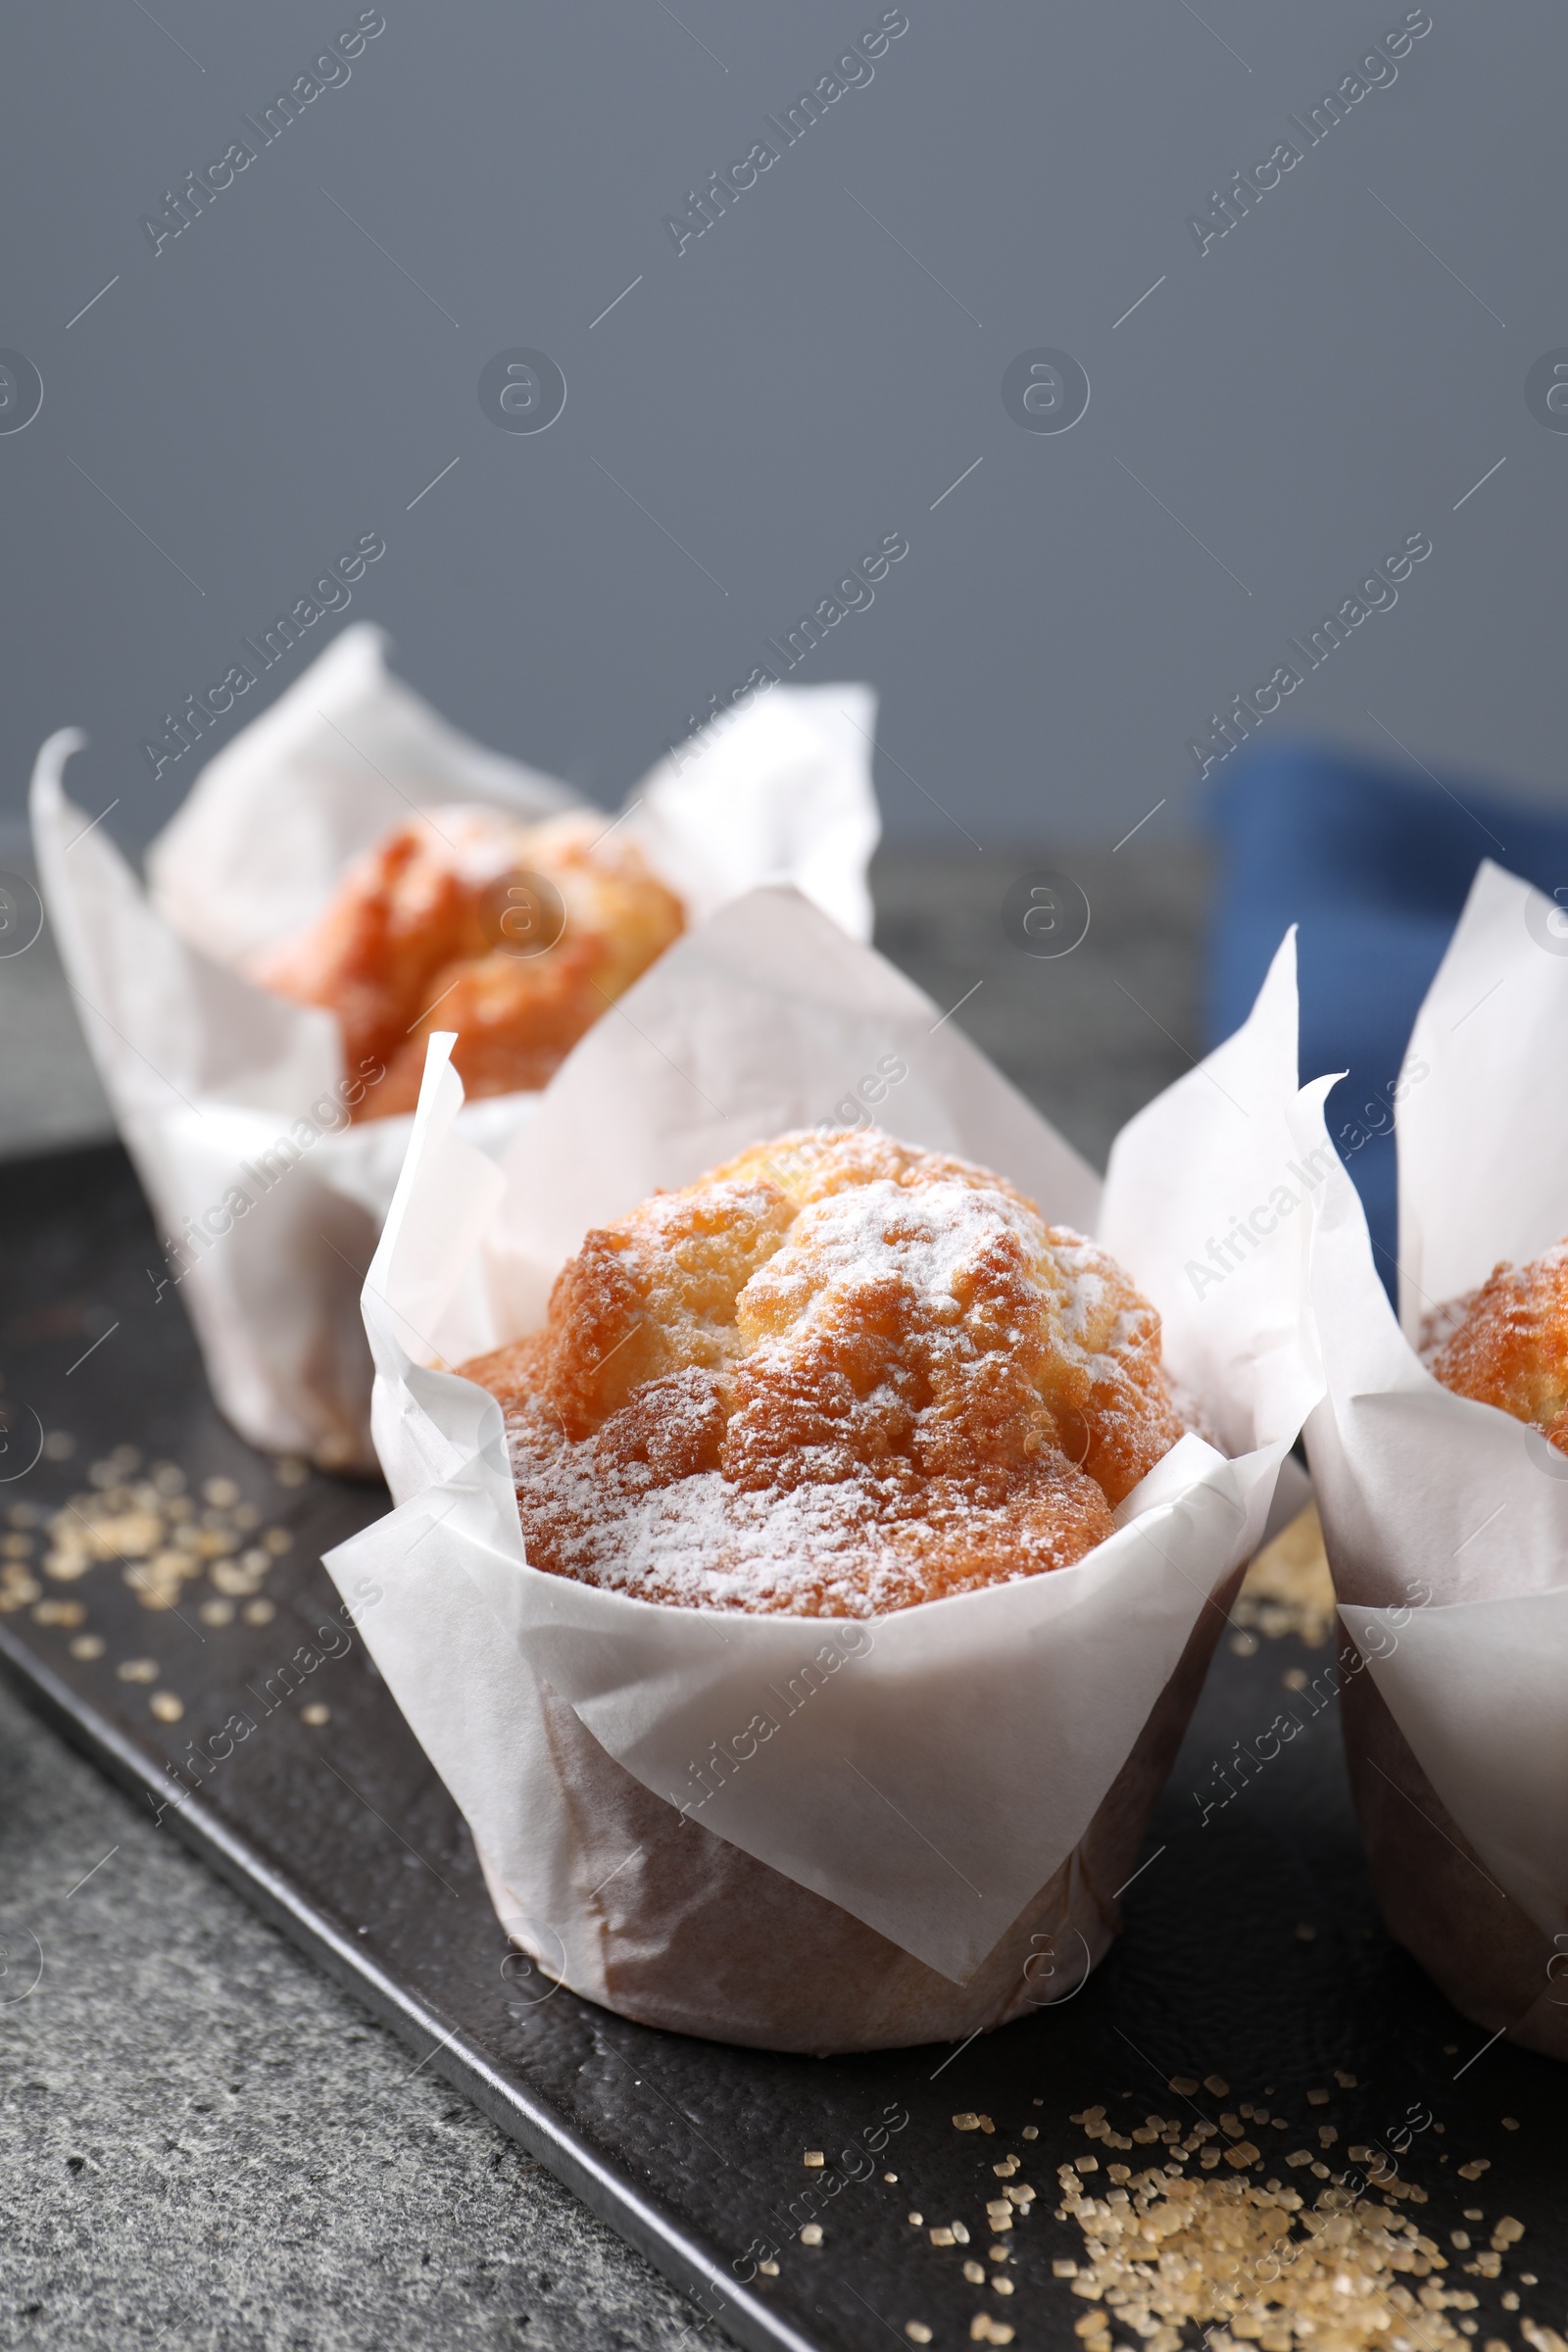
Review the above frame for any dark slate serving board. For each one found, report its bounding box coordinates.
[2,1143,1565,2352]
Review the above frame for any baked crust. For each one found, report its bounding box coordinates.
[1428,1240,1568,1451]
[463,1127,1186,1615]
[250,808,684,1118]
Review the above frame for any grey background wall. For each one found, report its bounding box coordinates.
[1,0,1563,860]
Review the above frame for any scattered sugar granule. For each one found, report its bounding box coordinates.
[33,1599,86,1627]
[1203,2076,1229,2096]
[1234,1502,1337,1645]
[954,2112,982,2132]
[904,2328,932,2346]
[1501,2116,1519,2131]
[906,2212,923,2227]
[929,2227,955,2247]
[963,2260,985,2284]
[1021,2126,1038,2140]
[1307,2087,1330,2106]
[1057,2163,1476,2352]
[1334,2070,1358,2088]
[803,2151,823,2167]
[799,2223,822,2246]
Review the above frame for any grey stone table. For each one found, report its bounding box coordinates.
[0,841,1209,2351]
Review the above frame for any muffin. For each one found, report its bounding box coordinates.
[461,1126,1187,1615]
[251,806,684,1118]
[329,899,1319,2052]
[1427,1241,1568,1449]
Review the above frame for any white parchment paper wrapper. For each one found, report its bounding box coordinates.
[29,625,879,1471]
[1302,859,1568,2053]
[322,896,1323,2050]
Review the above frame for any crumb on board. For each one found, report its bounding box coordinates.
[1235,1501,1336,1646]
[18,1453,290,1625]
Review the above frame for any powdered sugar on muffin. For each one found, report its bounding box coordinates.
[250,806,683,1117]
[1426,1237,1568,1452]
[462,1128,1187,1615]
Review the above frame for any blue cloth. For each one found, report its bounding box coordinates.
[1205,740,1568,1297]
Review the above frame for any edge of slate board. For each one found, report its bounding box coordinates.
[0,1615,816,2352]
